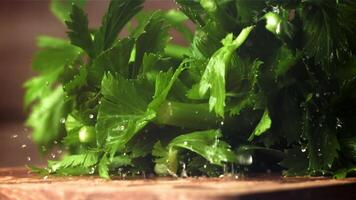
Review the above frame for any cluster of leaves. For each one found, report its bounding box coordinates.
[25,0,356,179]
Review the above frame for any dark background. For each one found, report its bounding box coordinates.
[0,0,179,167]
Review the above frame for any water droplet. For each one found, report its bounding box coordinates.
[236,153,253,165]
[98,100,102,105]
[220,121,224,126]
[60,118,66,124]
[117,168,123,176]
[183,141,188,145]
[89,167,95,174]
[336,118,342,129]
[27,156,31,161]
[11,134,18,139]
[21,144,27,148]
[89,114,94,119]
[180,163,188,178]
[223,164,227,174]
[118,125,125,131]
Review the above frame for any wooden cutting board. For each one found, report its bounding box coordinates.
[0,168,355,200]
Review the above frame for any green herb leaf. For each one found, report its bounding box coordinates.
[66,4,94,57]
[248,109,272,141]
[94,0,144,54]
[50,0,86,23]
[26,87,70,149]
[132,12,170,78]
[198,26,254,117]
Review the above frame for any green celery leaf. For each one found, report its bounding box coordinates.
[26,87,70,149]
[168,129,236,165]
[23,68,63,108]
[110,155,133,168]
[66,4,94,57]
[175,0,204,25]
[334,166,356,179]
[94,0,144,54]
[98,153,110,179]
[88,38,135,86]
[63,114,84,146]
[248,109,272,141]
[280,147,308,176]
[340,136,356,162]
[61,65,88,95]
[235,0,266,25]
[142,53,172,82]
[152,141,179,176]
[148,64,185,111]
[50,0,86,23]
[48,152,98,172]
[153,129,236,175]
[300,0,351,65]
[191,22,225,59]
[25,36,81,148]
[96,73,153,149]
[164,9,193,42]
[274,44,298,78]
[132,12,170,78]
[32,36,82,74]
[164,43,190,60]
[304,111,340,174]
[198,26,254,117]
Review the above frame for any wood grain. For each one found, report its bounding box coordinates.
[0,168,355,200]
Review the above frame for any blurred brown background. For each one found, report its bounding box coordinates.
[0,0,178,167]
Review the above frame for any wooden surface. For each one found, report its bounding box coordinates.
[0,168,356,200]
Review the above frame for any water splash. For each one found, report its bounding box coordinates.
[11,134,18,139]
[60,118,66,124]
[180,163,188,178]
[89,167,95,174]
[50,153,56,159]
[336,118,343,129]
